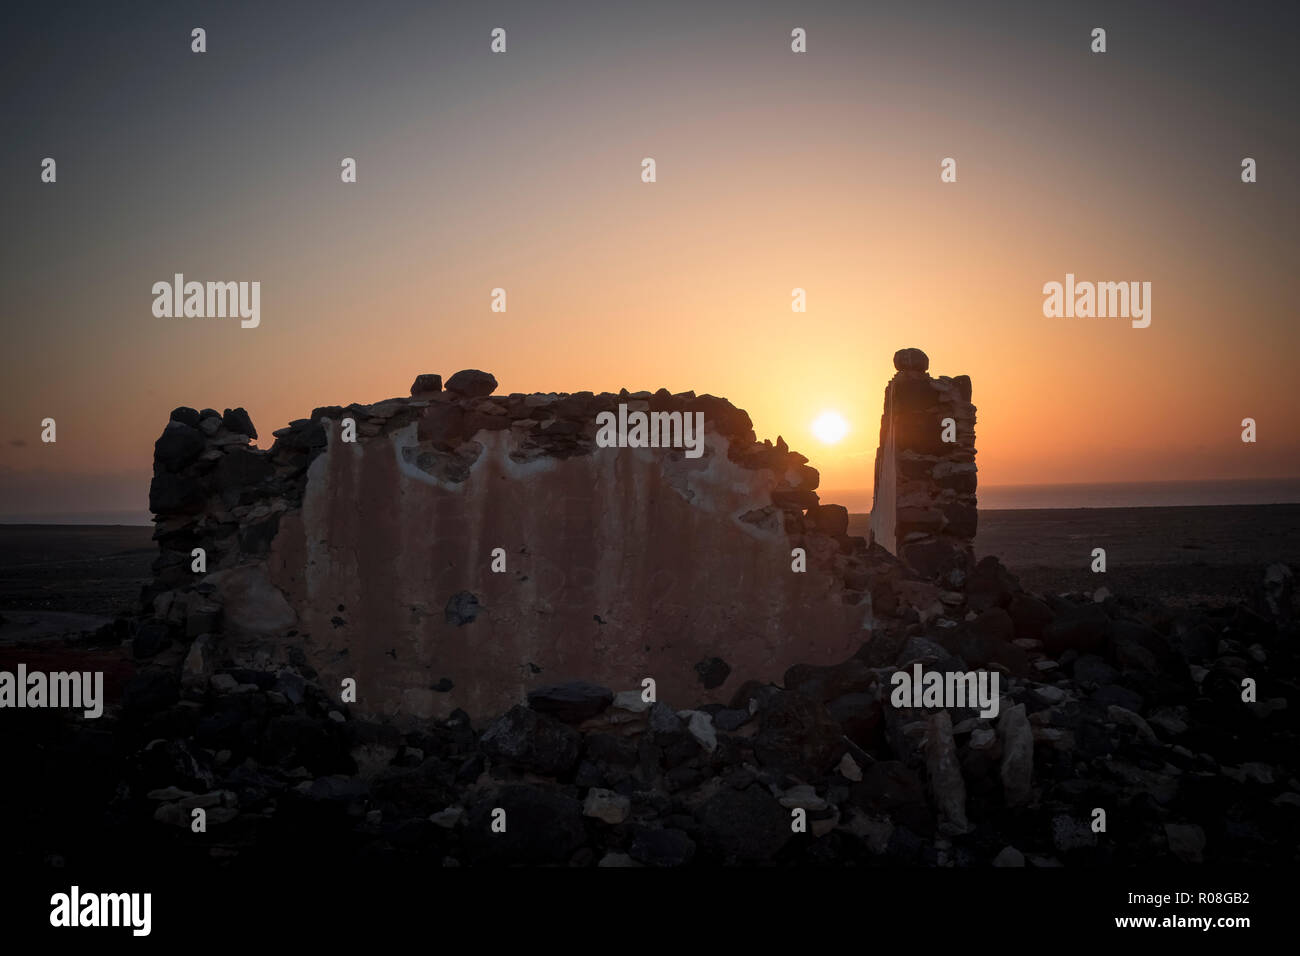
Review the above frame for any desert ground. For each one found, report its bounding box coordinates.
[858,503,1300,606]
[1,504,1295,877]
[3,506,1290,722]
[2,504,1296,631]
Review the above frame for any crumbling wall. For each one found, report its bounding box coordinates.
[870,348,978,587]
[146,371,906,722]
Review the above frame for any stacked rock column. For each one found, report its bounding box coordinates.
[869,348,978,587]
[143,403,313,647]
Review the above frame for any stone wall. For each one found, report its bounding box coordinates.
[869,348,978,588]
[145,370,908,723]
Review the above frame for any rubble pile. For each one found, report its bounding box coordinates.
[13,554,1291,869]
[9,352,1289,869]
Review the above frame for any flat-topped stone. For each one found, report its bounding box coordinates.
[410,373,442,396]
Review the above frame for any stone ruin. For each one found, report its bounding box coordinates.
[869,347,978,584]
[46,346,1290,869]
[143,350,973,723]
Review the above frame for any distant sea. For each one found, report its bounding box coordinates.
[1,478,1298,525]
[825,477,1300,514]
[0,510,154,526]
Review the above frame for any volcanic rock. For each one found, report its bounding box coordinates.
[445,369,498,398]
[526,681,614,724]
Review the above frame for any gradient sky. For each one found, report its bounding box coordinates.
[2,0,1297,517]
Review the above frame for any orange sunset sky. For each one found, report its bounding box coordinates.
[2,1,1297,518]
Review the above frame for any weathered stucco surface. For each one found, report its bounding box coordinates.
[268,421,866,720]
[146,363,963,725]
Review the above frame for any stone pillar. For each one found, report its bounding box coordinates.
[869,348,978,587]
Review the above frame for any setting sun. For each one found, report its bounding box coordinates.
[811,410,850,445]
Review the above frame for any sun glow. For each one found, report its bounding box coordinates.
[811,410,850,445]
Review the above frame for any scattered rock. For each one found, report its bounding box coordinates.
[681,710,718,752]
[480,705,581,776]
[696,786,791,863]
[429,806,464,829]
[924,711,969,834]
[629,827,695,867]
[1051,814,1097,853]
[998,704,1033,808]
[754,691,845,776]
[1164,823,1206,863]
[612,690,651,713]
[464,786,584,864]
[527,681,614,724]
[648,702,683,734]
[992,846,1025,867]
[838,752,863,782]
[209,673,239,695]
[583,788,630,824]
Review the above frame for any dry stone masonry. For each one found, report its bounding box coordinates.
[145,367,917,722]
[12,348,1286,872]
[870,348,978,587]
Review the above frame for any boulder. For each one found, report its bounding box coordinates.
[1008,594,1054,642]
[410,373,443,396]
[965,556,1020,612]
[1164,823,1206,863]
[826,690,884,749]
[753,691,846,776]
[526,681,614,724]
[695,786,791,863]
[940,608,1031,676]
[154,421,205,473]
[1042,604,1112,656]
[583,787,630,824]
[480,705,580,776]
[464,786,585,864]
[445,369,498,398]
[900,538,970,581]
[998,703,1033,807]
[924,711,969,834]
[782,658,874,703]
[169,406,201,428]
[893,348,930,372]
[221,407,257,439]
[629,827,696,867]
[809,504,849,536]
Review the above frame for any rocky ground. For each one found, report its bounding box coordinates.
[3,542,1295,869]
[853,503,1300,607]
[0,525,154,620]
